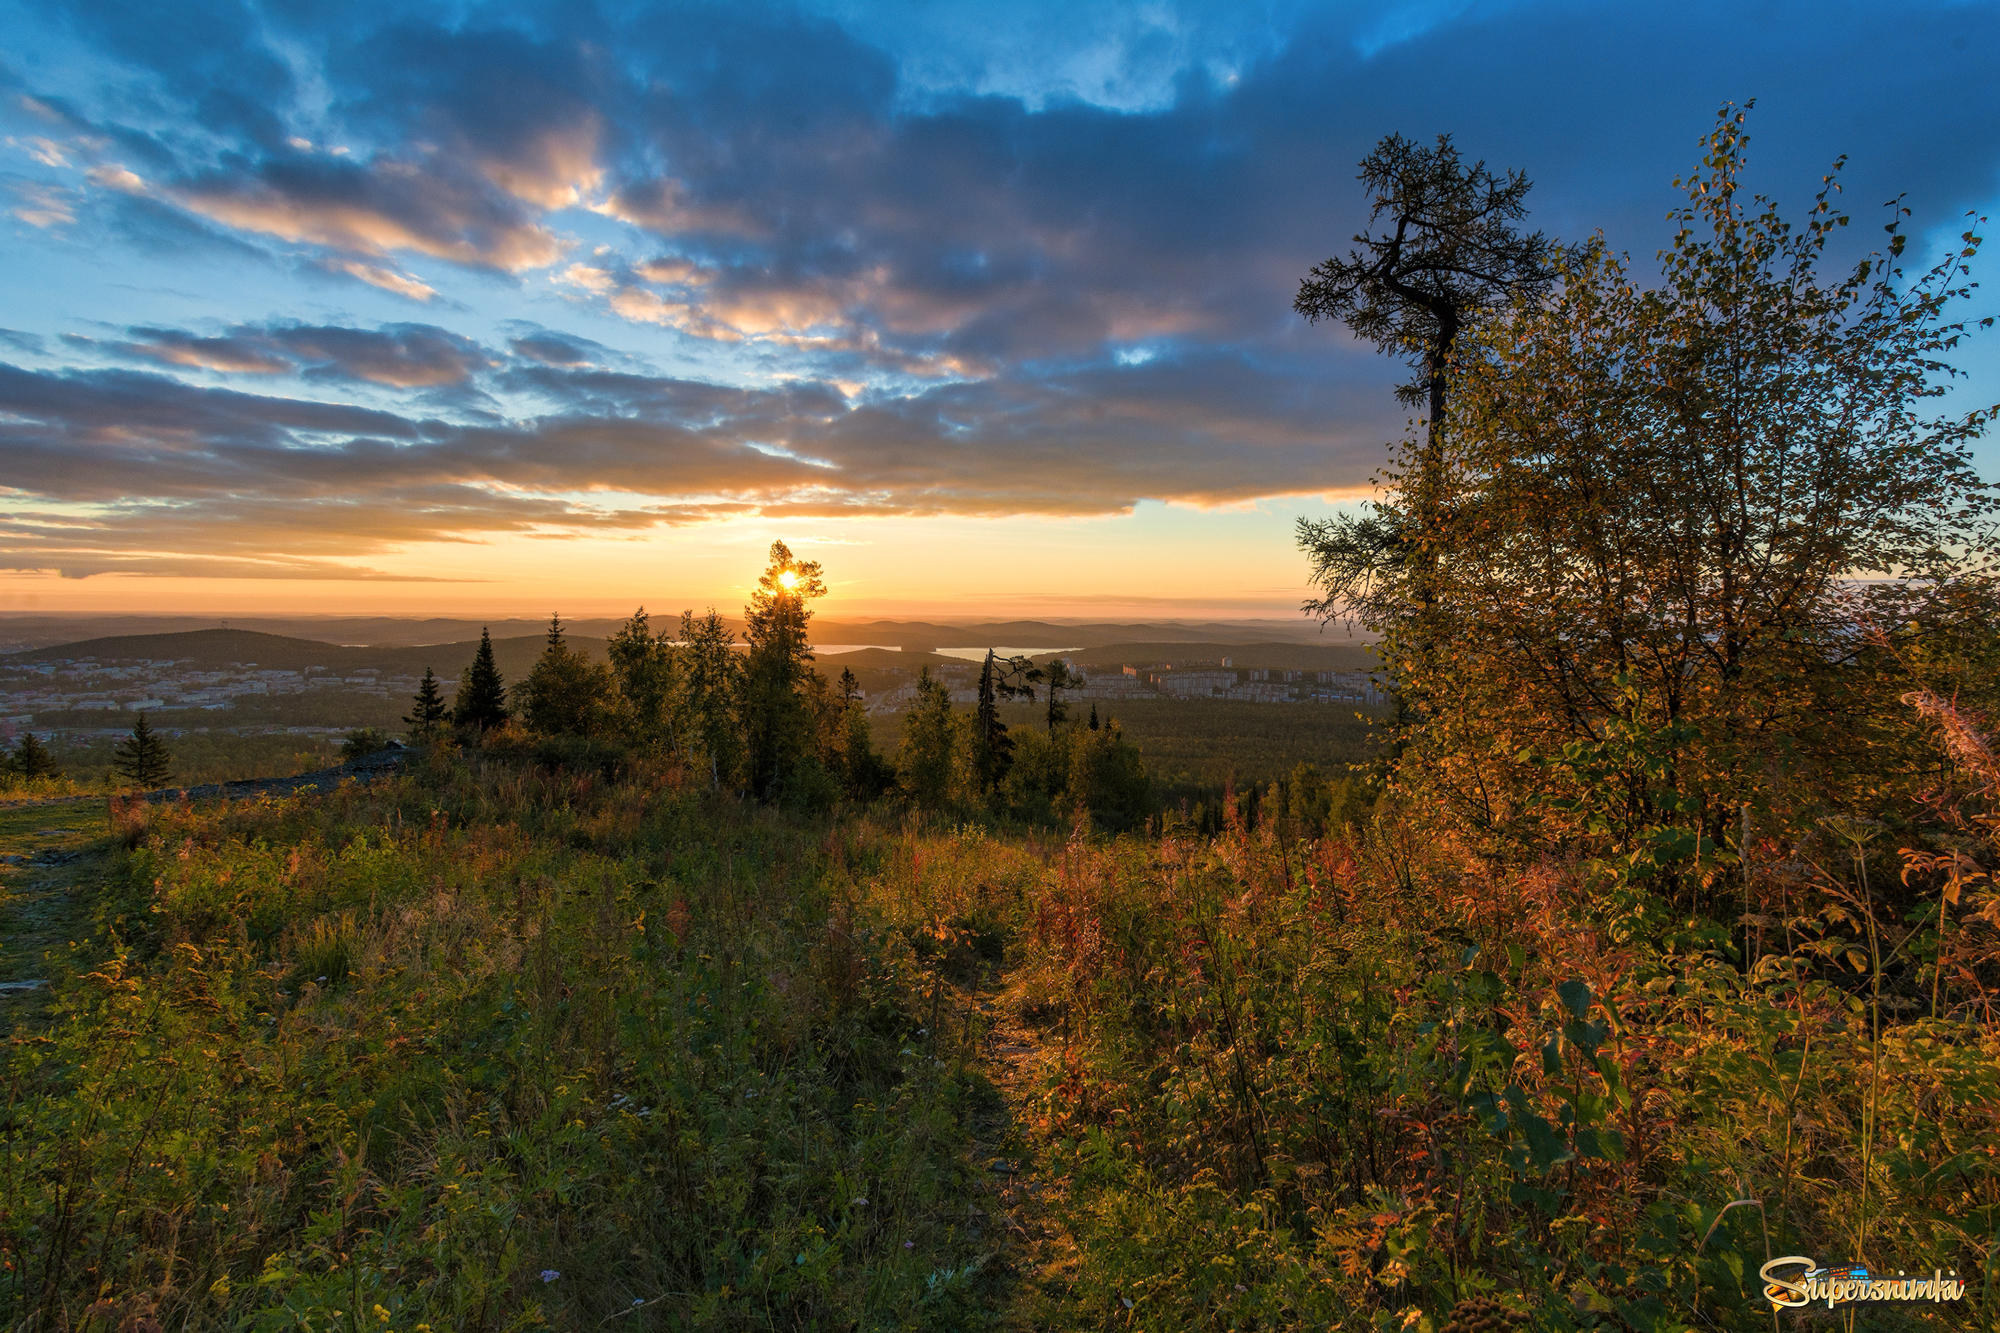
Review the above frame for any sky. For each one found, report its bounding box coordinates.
[2,0,1997,619]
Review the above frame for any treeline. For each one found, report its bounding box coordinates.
[404,541,1149,827]
[1,715,193,794]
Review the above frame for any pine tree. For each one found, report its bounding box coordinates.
[740,541,826,800]
[896,667,955,807]
[12,732,60,781]
[1067,716,1149,830]
[974,650,1009,791]
[679,608,742,789]
[970,650,1041,794]
[1043,659,1079,733]
[453,627,508,733]
[1088,703,1101,731]
[839,694,892,800]
[519,612,615,737]
[404,668,448,742]
[113,713,173,789]
[609,606,680,750]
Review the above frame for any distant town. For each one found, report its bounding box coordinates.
[0,656,411,744]
[879,658,1386,712]
[0,621,1385,751]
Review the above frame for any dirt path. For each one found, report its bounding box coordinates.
[0,749,409,1033]
[0,798,111,1032]
[968,969,1084,1330]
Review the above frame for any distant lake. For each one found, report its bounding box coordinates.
[934,646,1079,663]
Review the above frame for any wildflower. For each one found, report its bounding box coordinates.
[904,1240,915,1249]
[540,1270,561,1283]
[852,1197,868,1206]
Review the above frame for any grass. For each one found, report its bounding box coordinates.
[0,797,110,1034]
[2,752,1995,1330]
[866,699,1389,797]
[2,763,1032,1330]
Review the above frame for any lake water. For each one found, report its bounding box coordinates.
[933,646,1079,663]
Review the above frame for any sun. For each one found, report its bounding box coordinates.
[778,569,800,590]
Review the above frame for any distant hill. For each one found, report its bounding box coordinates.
[3,628,390,673]
[815,618,1360,652]
[2,625,1376,717]
[0,612,1372,656]
[810,645,960,698]
[812,646,951,670]
[0,627,609,686]
[1064,641,1379,672]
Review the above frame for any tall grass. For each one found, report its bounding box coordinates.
[995,785,1999,1329]
[2,756,1023,1330]
[7,711,1996,1330]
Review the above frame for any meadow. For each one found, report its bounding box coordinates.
[2,716,1995,1330]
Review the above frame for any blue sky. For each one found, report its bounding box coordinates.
[1,0,1996,615]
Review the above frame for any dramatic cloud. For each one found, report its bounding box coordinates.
[1,0,1996,582]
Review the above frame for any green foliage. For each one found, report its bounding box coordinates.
[834,691,895,803]
[1060,718,1150,831]
[516,614,617,740]
[111,712,173,789]
[969,651,1039,795]
[403,666,449,742]
[339,727,395,762]
[741,541,828,802]
[6,731,60,783]
[2,764,1008,1330]
[997,805,1999,1331]
[677,608,741,790]
[1316,105,1999,870]
[43,730,337,789]
[606,606,679,748]
[453,628,509,733]
[896,668,956,809]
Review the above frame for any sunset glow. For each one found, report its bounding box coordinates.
[1,1,1994,617]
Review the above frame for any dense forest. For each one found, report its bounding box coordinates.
[2,111,1998,1331]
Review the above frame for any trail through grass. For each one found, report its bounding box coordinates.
[0,797,109,1033]
[972,972,1081,1330]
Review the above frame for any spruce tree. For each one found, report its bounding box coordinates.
[839,692,891,800]
[896,668,955,807]
[14,731,60,780]
[453,627,508,732]
[679,608,742,789]
[609,606,680,750]
[404,668,448,742]
[974,651,1008,790]
[1043,659,1079,733]
[113,713,173,789]
[520,612,615,737]
[970,650,1040,794]
[740,541,826,800]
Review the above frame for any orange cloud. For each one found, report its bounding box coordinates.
[329,258,438,301]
